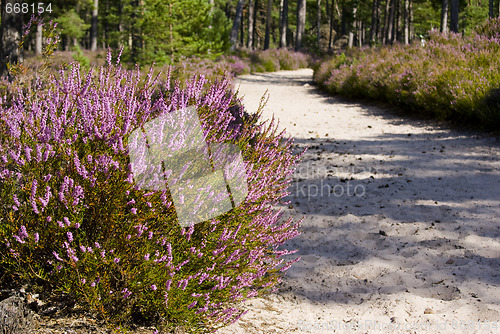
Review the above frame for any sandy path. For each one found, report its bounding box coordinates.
[218,69,500,334]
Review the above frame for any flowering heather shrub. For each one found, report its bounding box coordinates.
[156,49,309,88]
[476,17,500,39]
[217,55,251,76]
[0,51,301,332]
[169,56,240,85]
[246,49,310,73]
[314,29,500,129]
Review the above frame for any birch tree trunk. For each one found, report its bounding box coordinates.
[279,0,288,48]
[248,0,255,48]
[403,0,409,44]
[370,0,379,45]
[440,0,448,33]
[90,0,98,51]
[35,23,43,55]
[348,5,357,48]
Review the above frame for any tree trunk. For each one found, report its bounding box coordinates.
[403,0,409,44]
[370,0,378,45]
[317,0,321,48]
[230,0,246,50]
[348,5,357,48]
[488,0,493,18]
[264,0,272,49]
[279,0,288,48]
[254,0,259,48]
[248,0,255,48]
[409,0,413,41]
[358,20,363,46]
[440,0,448,33]
[387,0,395,44]
[90,0,98,51]
[35,23,43,55]
[382,0,390,44]
[241,5,245,46]
[328,0,335,50]
[395,0,400,42]
[0,0,23,78]
[296,0,306,50]
[450,0,458,33]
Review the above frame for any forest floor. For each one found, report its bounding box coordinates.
[218,69,500,333]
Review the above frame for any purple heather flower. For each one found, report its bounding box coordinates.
[151,284,157,291]
[34,233,39,243]
[13,235,25,244]
[12,194,20,207]
[53,251,63,262]
[113,257,120,264]
[122,288,132,298]
[18,226,29,239]
[66,232,73,243]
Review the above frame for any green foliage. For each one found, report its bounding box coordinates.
[55,9,90,41]
[71,45,91,68]
[461,3,489,36]
[116,0,231,64]
[412,0,441,37]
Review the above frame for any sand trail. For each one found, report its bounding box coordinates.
[219,69,500,334]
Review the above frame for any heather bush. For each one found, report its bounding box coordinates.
[474,16,500,39]
[0,28,301,333]
[245,49,310,73]
[314,27,500,130]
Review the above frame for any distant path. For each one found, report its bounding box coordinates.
[219,69,500,333]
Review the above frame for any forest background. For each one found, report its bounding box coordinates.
[1,0,499,70]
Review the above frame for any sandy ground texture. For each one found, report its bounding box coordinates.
[219,69,500,334]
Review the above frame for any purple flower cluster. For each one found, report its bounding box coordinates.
[0,49,301,332]
[314,26,500,128]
